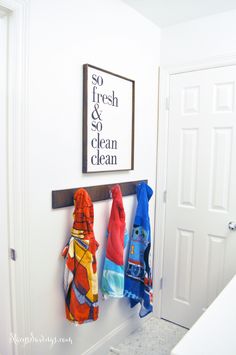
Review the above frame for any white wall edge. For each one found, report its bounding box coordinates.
[156,53,236,320]
[151,66,160,318]
[153,67,170,319]
[82,314,149,355]
[0,1,30,354]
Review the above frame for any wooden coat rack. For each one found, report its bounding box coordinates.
[52,180,147,209]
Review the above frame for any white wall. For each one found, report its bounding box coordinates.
[27,1,160,354]
[161,9,236,67]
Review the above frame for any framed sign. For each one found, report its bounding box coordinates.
[83,64,135,173]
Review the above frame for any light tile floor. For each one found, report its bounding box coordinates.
[109,317,188,355]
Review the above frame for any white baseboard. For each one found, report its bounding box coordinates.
[82,314,151,355]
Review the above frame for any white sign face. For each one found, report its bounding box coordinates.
[83,64,135,173]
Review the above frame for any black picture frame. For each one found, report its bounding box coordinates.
[83,64,135,173]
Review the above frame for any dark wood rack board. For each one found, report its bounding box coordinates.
[52,180,148,209]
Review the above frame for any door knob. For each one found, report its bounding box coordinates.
[228,221,236,231]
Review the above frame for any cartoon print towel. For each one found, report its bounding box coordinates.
[102,184,128,298]
[62,188,99,324]
[124,182,153,317]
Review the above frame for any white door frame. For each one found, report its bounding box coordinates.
[153,54,236,319]
[0,1,30,354]
[0,9,12,355]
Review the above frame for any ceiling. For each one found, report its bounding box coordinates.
[122,0,236,27]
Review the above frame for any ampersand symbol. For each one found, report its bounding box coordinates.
[91,104,102,120]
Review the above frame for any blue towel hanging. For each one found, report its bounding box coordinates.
[124,182,153,317]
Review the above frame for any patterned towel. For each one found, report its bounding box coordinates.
[124,182,153,317]
[62,188,99,324]
[101,185,128,298]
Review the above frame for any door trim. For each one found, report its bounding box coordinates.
[0,1,30,354]
[0,11,13,355]
[154,54,236,319]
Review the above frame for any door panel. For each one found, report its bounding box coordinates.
[162,65,236,328]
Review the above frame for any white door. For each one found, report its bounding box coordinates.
[0,12,13,355]
[162,65,236,328]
